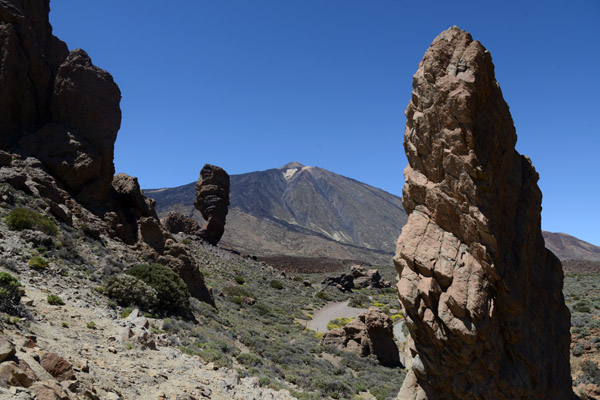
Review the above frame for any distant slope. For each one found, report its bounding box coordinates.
[542,231,600,262]
[145,164,598,266]
[145,162,407,265]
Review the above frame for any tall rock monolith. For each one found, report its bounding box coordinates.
[194,164,230,245]
[394,26,574,399]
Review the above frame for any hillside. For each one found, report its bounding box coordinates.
[145,162,408,265]
[542,231,600,262]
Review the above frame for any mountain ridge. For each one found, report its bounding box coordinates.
[145,163,600,266]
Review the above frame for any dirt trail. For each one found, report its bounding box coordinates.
[305,301,367,332]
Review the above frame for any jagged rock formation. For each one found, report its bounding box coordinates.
[321,265,391,292]
[161,211,201,235]
[0,1,121,210]
[0,0,213,306]
[321,308,400,367]
[394,27,574,399]
[194,164,230,245]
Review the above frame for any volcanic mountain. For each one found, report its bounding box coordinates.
[145,162,408,266]
[145,163,599,268]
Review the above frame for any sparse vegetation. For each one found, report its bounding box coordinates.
[0,272,21,314]
[126,263,191,316]
[269,279,283,290]
[105,273,158,311]
[6,207,58,235]
[47,294,65,305]
[28,255,49,269]
[327,317,354,330]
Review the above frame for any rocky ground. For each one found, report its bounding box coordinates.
[0,202,295,400]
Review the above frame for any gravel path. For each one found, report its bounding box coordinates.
[305,301,367,332]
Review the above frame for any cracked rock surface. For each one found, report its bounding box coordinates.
[394,26,574,400]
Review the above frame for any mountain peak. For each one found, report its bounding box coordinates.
[279,161,305,170]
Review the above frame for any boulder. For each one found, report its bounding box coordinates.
[194,164,230,245]
[0,336,16,363]
[394,26,574,399]
[160,211,200,235]
[0,358,38,388]
[321,308,400,367]
[40,352,75,382]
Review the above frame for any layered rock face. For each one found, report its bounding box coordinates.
[194,164,230,245]
[321,308,400,367]
[1,0,121,209]
[394,27,574,399]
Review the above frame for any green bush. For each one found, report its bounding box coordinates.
[316,291,329,301]
[223,285,254,299]
[236,352,263,367]
[234,275,245,285]
[28,256,49,269]
[270,280,283,290]
[0,272,21,314]
[105,274,158,310]
[6,208,58,235]
[126,263,191,315]
[349,293,369,308]
[578,360,600,386]
[47,294,64,305]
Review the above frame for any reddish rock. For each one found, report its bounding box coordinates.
[0,335,16,362]
[194,164,230,245]
[40,352,75,382]
[161,211,201,235]
[0,358,38,388]
[394,26,574,399]
[321,308,400,367]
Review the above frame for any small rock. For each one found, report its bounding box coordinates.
[80,359,89,373]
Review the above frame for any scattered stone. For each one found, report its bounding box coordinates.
[394,26,574,399]
[321,308,400,367]
[194,165,230,245]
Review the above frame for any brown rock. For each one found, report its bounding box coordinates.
[194,164,230,245]
[31,380,70,400]
[0,0,121,212]
[394,26,574,399]
[0,335,16,363]
[321,308,400,367]
[0,358,38,388]
[160,211,201,235]
[40,352,75,382]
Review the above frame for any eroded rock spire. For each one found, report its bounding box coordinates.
[395,26,574,399]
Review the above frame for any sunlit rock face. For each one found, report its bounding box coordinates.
[394,26,574,400]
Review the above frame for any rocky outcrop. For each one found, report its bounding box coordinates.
[160,211,201,235]
[394,27,574,399]
[194,164,230,245]
[321,265,390,292]
[1,0,121,210]
[0,1,214,307]
[321,308,400,367]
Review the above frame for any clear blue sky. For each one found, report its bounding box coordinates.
[49,0,599,245]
